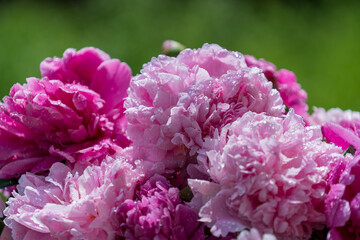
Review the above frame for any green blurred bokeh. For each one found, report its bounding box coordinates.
[0,0,359,111]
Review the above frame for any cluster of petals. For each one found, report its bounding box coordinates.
[236,228,277,240]
[3,42,356,240]
[245,55,308,118]
[125,44,284,171]
[4,154,144,240]
[189,110,345,238]
[0,48,131,178]
[116,174,204,239]
[308,103,360,240]
[324,152,360,239]
[308,107,360,152]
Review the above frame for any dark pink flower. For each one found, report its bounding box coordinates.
[41,47,131,115]
[325,154,360,239]
[245,55,308,118]
[116,174,204,240]
[0,48,131,178]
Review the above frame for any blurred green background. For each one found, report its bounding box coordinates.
[0,0,359,111]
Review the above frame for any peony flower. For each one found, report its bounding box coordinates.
[236,228,277,240]
[4,153,144,240]
[308,107,360,152]
[116,174,204,240]
[125,44,284,172]
[245,55,308,118]
[325,154,360,239]
[0,48,131,178]
[189,110,345,238]
[40,47,131,116]
[41,47,132,148]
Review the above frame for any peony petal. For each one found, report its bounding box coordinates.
[91,59,131,113]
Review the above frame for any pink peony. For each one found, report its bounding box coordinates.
[40,47,131,115]
[245,55,308,118]
[0,48,131,178]
[189,110,345,238]
[308,107,360,152]
[125,44,284,171]
[325,154,360,239]
[116,174,204,240]
[4,153,144,240]
[41,47,132,147]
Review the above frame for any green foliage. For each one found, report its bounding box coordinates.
[0,0,359,111]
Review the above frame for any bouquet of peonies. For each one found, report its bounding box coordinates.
[0,41,358,240]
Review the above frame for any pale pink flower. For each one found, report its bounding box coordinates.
[308,107,360,127]
[4,154,144,240]
[190,110,344,238]
[0,48,131,178]
[125,44,284,171]
[245,55,308,118]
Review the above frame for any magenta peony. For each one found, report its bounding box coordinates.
[325,154,360,239]
[40,47,131,115]
[0,48,131,178]
[4,154,144,240]
[41,47,132,147]
[125,44,284,171]
[245,55,308,118]
[189,110,345,238]
[116,174,204,240]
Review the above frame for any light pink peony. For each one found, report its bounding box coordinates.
[308,107,360,152]
[4,153,145,240]
[125,44,284,171]
[0,48,131,178]
[245,55,308,118]
[189,110,345,238]
[308,107,360,127]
